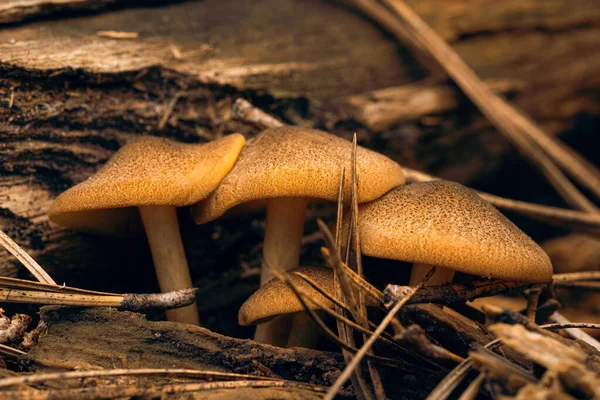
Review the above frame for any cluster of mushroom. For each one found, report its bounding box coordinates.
[48,126,553,347]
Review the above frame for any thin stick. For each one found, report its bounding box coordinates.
[325,267,436,400]
[549,311,600,351]
[0,369,272,388]
[0,287,198,311]
[553,271,600,282]
[232,98,285,129]
[553,281,600,292]
[0,344,25,357]
[375,0,598,212]
[0,230,55,284]
[0,276,114,296]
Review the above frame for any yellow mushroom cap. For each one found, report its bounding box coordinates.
[349,181,553,282]
[192,126,404,224]
[48,134,245,235]
[238,266,378,326]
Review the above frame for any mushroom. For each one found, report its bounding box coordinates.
[193,126,404,345]
[346,180,552,287]
[49,134,246,325]
[239,266,377,347]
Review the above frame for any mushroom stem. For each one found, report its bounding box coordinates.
[139,205,200,326]
[409,263,455,286]
[254,198,309,345]
[285,312,321,348]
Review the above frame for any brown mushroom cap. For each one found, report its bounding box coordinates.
[49,134,245,235]
[238,266,378,326]
[349,181,553,282]
[193,126,404,224]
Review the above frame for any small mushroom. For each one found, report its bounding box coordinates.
[239,266,377,347]
[193,126,404,344]
[346,180,552,286]
[49,134,246,325]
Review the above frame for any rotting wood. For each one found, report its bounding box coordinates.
[25,306,346,387]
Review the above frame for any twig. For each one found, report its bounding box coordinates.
[0,230,55,284]
[0,369,272,388]
[0,288,198,312]
[553,271,600,282]
[553,281,600,292]
[549,311,600,351]
[383,279,532,308]
[158,92,182,130]
[0,344,25,357]
[325,267,436,400]
[525,286,543,324]
[232,98,285,129]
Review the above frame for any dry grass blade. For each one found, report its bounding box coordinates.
[319,220,365,325]
[265,262,404,368]
[335,166,346,248]
[0,230,55,284]
[349,133,387,400]
[332,164,374,400]
[0,276,114,296]
[0,344,26,357]
[325,267,437,400]
[321,247,384,303]
[456,373,484,400]
[374,0,598,212]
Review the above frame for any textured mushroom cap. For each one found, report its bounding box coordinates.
[349,181,552,282]
[193,126,404,224]
[49,134,245,235]
[238,266,377,326]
